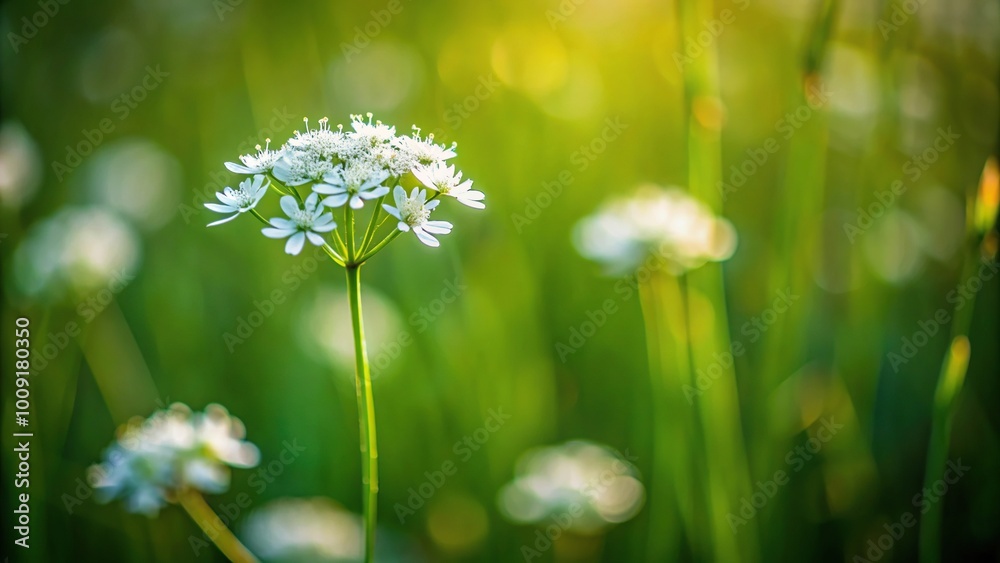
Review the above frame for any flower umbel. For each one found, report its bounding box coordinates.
[262,192,337,255]
[90,403,260,516]
[224,139,282,175]
[314,162,390,210]
[205,174,269,226]
[383,186,453,247]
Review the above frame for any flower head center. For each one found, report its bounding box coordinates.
[401,199,430,226]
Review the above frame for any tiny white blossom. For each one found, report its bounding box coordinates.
[286,117,349,160]
[90,403,260,516]
[394,126,457,168]
[224,139,282,174]
[349,112,396,148]
[262,192,337,255]
[383,186,453,247]
[313,162,390,210]
[413,162,485,209]
[204,174,269,226]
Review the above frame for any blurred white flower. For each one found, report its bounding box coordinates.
[84,139,182,231]
[242,498,364,562]
[262,193,337,255]
[413,162,485,209]
[0,121,42,210]
[383,187,453,247]
[574,185,737,274]
[225,139,283,175]
[205,174,269,226]
[12,206,141,302]
[497,440,645,534]
[91,403,260,516]
[314,162,390,209]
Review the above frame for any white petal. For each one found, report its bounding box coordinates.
[270,217,297,229]
[349,194,364,209]
[361,186,390,199]
[322,193,350,208]
[285,231,307,255]
[205,203,236,213]
[225,162,253,174]
[207,214,240,227]
[383,204,401,220]
[393,185,406,207]
[306,231,326,246]
[413,226,440,247]
[422,220,453,234]
[262,227,295,239]
[313,183,346,195]
[279,195,300,217]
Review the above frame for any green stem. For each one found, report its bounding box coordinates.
[346,265,379,563]
[249,209,272,227]
[357,230,402,263]
[918,336,970,563]
[178,489,259,563]
[360,196,386,254]
[321,243,346,267]
[345,207,356,261]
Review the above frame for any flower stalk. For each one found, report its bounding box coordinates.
[346,264,379,562]
[178,489,260,563]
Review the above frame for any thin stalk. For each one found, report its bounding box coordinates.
[178,489,259,563]
[345,207,356,261]
[357,230,402,263]
[249,209,272,227]
[321,244,346,267]
[360,196,386,254]
[918,336,970,563]
[346,265,379,562]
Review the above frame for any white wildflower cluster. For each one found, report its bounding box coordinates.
[497,440,645,534]
[89,403,260,516]
[243,498,365,562]
[207,113,484,254]
[573,185,737,274]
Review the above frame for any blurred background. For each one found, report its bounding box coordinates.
[1,0,998,561]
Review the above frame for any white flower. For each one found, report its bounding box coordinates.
[573,185,737,274]
[243,498,365,561]
[382,186,453,247]
[204,174,269,226]
[497,441,645,533]
[286,117,348,161]
[313,162,390,209]
[262,192,337,255]
[394,126,457,167]
[412,162,485,209]
[224,139,282,174]
[90,403,260,516]
[349,112,396,148]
